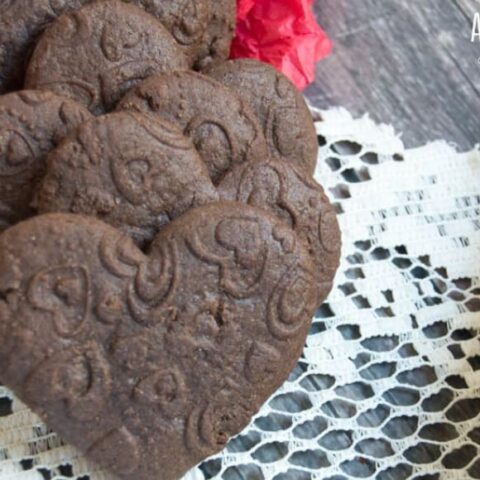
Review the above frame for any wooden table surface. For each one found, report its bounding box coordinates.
[306,0,480,151]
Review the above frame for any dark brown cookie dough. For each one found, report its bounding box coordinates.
[25,0,189,115]
[35,111,218,246]
[0,203,317,480]
[117,71,269,184]
[218,158,341,301]
[0,89,91,231]
[206,59,319,176]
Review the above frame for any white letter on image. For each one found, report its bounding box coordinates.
[472,13,480,42]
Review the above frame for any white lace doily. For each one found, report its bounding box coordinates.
[1,108,479,480]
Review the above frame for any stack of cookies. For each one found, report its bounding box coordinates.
[0,1,341,479]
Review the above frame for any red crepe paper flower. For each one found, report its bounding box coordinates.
[236,0,256,20]
[231,0,332,90]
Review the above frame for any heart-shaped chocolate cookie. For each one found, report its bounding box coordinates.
[0,89,91,231]
[206,59,319,176]
[25,0,189,114]
[218,158,342,300]
[0,202,317,480]
[35,111,219,247]
[117,71,268,184]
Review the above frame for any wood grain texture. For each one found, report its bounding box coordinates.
[306,0,480,150]
[455,0,479,18]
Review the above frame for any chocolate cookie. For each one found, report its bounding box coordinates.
[117,71,269,183]
[133,0,210,64]
[192,0,236,69]
[0,0,233,95]
[218,158,341,300]
[0,0,89,94]
[35,111,218,246]
[206,59,319,176]
[132,0,236,69]
[0,89,91,231]
[25,0,189,115]
[0,203,317,480]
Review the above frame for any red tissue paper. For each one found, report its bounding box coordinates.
[230,0,332,90]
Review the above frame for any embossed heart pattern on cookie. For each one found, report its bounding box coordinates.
[0,1,341,478]
[0,204,321,480]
